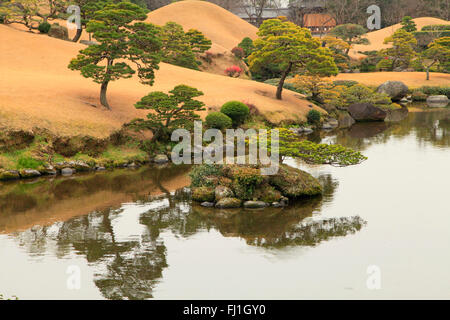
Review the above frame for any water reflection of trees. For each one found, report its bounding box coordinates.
[9,172,365,300]
[311,111,450,151]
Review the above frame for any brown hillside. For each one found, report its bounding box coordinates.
[0,25,319,139]
[350,17,450,59]
[145,0,258,52]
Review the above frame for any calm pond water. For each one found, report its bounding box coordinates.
[0,109,449,300]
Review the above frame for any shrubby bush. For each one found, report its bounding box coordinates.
[189,164,224,188]
[231,47,245,59]
[419,86,450,98]
[321,83,392,109]
[221,101,250,126]
[411,90,428,101]
[238,37,255,58]
[225,65,242,77]
[205,112,233,130]
[332,80,359,87]
[307,109,321,125]
[38,22,51,34]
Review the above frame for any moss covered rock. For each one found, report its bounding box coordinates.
[19,169,41,179]
[0,170,20,180]
[215,198,242,209]
[269,164,322,197]
[192,187,215,202]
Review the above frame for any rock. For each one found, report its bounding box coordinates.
[244,201,269,209]
[79,40,99,46]
[96,166,106,171]
[127,162,139,169]
[192,187,215,202]
[272,202,283,208]
[280,197,289,206]
[348,103,387,122]
[215,198,242,209]
[19,169,41,179]
[322,119,338,130]
[40,164,57,175]
[215,185,234,201]
[61,168,75,176]
[0,169,20,181]
[385,106,409,122]
[201,202,215,208]
[377,81,409,101]
[73,160,91,172]
[338,111,356,128]
[269,164,322,198]
[153,154,169,164]
[427,95,449,108]
[48,23,69,40]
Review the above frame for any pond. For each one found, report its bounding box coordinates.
[0,109,449,300]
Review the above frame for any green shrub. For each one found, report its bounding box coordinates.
[38,22,51,34]
[238,37,255,58]
[307,109,321,125]
[411,90,428,101]
[220,101,250,126]
[189,164,224,187]
[422,25,450,31]
[419,86,450,98]
[332,80,359,87]
[205,112,233,130]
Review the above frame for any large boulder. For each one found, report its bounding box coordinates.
[48,23,69,41]
[385,106,409,122]
[427,95,449,108]
[377,81,409,101]
[338,111,356,128]
[269,164,322,198]
[348,103,387,122]
[215,198,242,209]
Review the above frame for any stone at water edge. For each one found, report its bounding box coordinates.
[153,154,169,164]
[0,170,20,181]
[215,198,242,209]
[19,169,41,179]
[348,103,387,122]
[243,201,269,209]
[201,202,215,208]
[377,81,409,101]
[61,168,75,176]
[338,112,356,128]
[269,164,322,198]
[427,95,449,108]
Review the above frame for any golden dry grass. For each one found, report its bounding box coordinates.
[332,72,450,88]
[0,19,318,138]
[350,17,450,59]
[146,0,258,53]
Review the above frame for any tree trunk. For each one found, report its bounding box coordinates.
[276,63,293,100]
[100,81,111,110]
[426,67,430,80]
[72,27,83,42]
